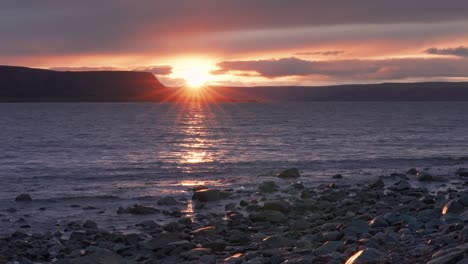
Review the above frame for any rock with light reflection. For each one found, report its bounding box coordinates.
[442,200,464,215]
[345,248,385,264]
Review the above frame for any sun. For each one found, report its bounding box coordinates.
[170,58,217,88]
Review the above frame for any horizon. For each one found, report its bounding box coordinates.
[1,1,468,88]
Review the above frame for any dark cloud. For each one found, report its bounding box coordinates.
[49,65,173,75]
[426,46,468,57]
[295,51,344,56]
[1,1,468,56]
[215,57,468,81]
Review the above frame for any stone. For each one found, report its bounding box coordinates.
[392,180,411,191]
[258,181,278,193]
[263,200,290,213]
[428,245,468,264]
[200,255,217,264]
[369,216,388,228]
[407,168,419,175]
[117,204,159,215]
[333,174,343,179]
[314,241,345,256]
[417,171,433,181]
[181,248,212,259]
[262,235,291,249]
[369,178,384,189]
[458,194,468,207]
[71,248,125,264]
[342,220,369,237]
[456,168,468,177]
[136,220,159,229]
[141,233,181,250]
[442,200,465,215]
[249,210,287,223]
[345,248,385,264]
[192,189,225,202]
[69,231,88,241]
[83,220,98,229]
[322,231,343,241]
[278,168,301,178]
[15,194,32,202]
[157,196,180,206]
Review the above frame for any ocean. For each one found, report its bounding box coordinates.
[1,102,467,233]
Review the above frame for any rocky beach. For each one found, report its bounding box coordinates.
[1,167,468,264]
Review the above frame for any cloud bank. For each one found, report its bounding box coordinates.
[426,46,468,58]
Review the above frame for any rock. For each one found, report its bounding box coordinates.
[428,245,468,264]
[333,174,343,179]
[342,220,369,237]
[322,231,343,241]
[117,204,159,215]
[69,231,88,241]
[180,248,212,259]
[136,220,159,229]
[458,195,468,207]
[83,220,98,229]
[369,216,388,228]
[249,210,287,223]
[192,189,225,202]
[407,168,419,175]
[417,171,433,181]
[200,255,216,264]
[157,196,179,206]
[262,235,291,249]
[263,200,290,213]
[369,178,384,189]
[442,200,465,215]
[141,233,181,250]
[345,248,385,264]
[392,180,411,191]
[456,168,468,177]
[15,194,32,202]
[278,168,301,178]
[314,241,345,256]
[71,248,125,264]
[258,181,278,193]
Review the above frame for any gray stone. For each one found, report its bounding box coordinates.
[342,219,369,237]
[263,200,290,213]
[157,196,180,206]
[369,216,388,228]
[71,248,125,264]
[314,241,345,256]
[322,231,343,241]
[417,171,433,181]
[249,210,287,223]
[117,204,159,215]
[407,168,419,175]
[428,245,468,264]
[83,220,98,229]
[258,181,278,193]
[442,200,465,215]
[192,189,225,202]
[345,248,385,264]
[136,220,159,229]
[392,180,411,191]
[15,194,32,202]
[278,168,301,178]
[262,235,291,249]
[141,233,181,250]
[368,178,384,189]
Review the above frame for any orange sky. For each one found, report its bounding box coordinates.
[1,1,468,87]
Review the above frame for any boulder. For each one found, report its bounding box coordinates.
[442,200,465,215]
[342,220,369,237]
[321,231,343,241]
[369,216,388,228]
[278,168,301,178]
[82,220,98,229]
[192,189,226,202]
[428,245,468,264]
[345,248,385,264]
[263,200,290,213]
[332,174,343,179]
[258,181,278,193]
[417,171,433,181]
[15,194,32,202]
[249,210,287,223]
[406,168,419,175]
[71,248,125,264]
[392,180,411,191]
[368,178,384,189]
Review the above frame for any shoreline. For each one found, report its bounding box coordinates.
[1,167,468,263]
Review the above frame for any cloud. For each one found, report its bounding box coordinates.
[426,46,468,57]
[295,51,344,56]
[215,57,468,81]
[132,66,172,75]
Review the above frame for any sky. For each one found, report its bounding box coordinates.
[1,1,468,87]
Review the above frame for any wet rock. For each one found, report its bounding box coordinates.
[278,168,301,178]
[407,168,419,175]
[181,248,212,259]
[368,178,384,189]
[369,215,388,228]
[342,219,369,237]
[262,235,291,249]
[192,189,226,202]
[15,194,32,202]
[392,180,411,191]
[117,204,160,215]
[263,200,290,213]
[428,245,468,264]
[458,195,468,207]
[200,255,216,264]
[417,171,434,181]
[69,231,88,241]
[136,220,159,229]
[249,210,287,223]
[70,248,125,264]
[456,168,468,177]
[258,181,278,193]
[322,231,343,241]
[83,220,98,229]
[345,248,385,264]
[157,196,180,206]
[442,200,465,215]
[141,233,181,250]
[314,241,345,256]
[333,174,343,179]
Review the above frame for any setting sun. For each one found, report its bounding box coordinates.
[170,58,217,88]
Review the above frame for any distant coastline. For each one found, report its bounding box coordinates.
[3,65,468,102]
